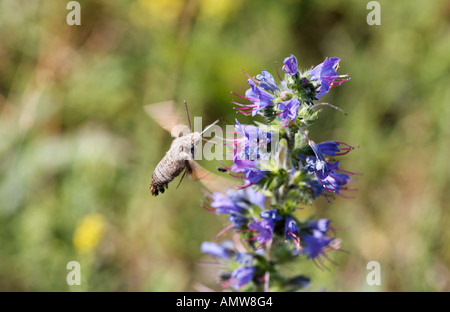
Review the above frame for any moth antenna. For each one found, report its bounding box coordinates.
[184,100,192,132]
[200,119,220,135]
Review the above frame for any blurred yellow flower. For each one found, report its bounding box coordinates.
[137,0,183,23]
[199,0,241,19]
[73,213,106,254]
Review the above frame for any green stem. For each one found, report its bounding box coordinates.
[280,128,294,202]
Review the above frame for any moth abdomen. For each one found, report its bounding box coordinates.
[150,153,187,196]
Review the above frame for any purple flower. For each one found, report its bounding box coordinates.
[231,159,267,187]
[302,157,350,195]
[300,140,353,195]
[305,179,326,198]
[210,188,266,230]
[223,266,256,289]
[307,141,328,173]
[243,168,266,184]
[316,141,358,156]
[302,230,334,260]
[278,98,300,128]
[201,241,235,259]
[216,185,265,210]
[317,170,351,194]
[235,253,254,266]
[235,120,260,139]
[228,214,249,228]
[285,216,301,250]
[260,209,282,222]
[248,218,276,249]
[316,141,341,156]
[256,69,280,92]
[246,79,275,115]
[245,187,266,208]
[310,57,349,98]
[211,192,245,215]
[283,54,298,75]
[307,219,330,234]
[234,80,274,116]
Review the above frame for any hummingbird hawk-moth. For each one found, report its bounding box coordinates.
[144,100,235,196]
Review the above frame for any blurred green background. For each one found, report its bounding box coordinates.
[0,0,449,291]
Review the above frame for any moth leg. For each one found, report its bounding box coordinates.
[176,169,187,189]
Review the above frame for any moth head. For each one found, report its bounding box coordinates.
[191,132,202,146]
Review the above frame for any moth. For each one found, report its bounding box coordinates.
[144,100,235,196]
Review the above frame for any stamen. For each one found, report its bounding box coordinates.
[335,192,355,199]
[336,168,362,176]
[215,223,235,238]
[201,188,212,197]
[321,252,338,266]
[235,105,257,109]
[235,182,252,189]
[281,117,289,128]
[232,101,248,107]
[287,118,295,127]
[217,160,231,171]
[242,69,259,84]
[312,258,326,272]
[231,91,258,102]
[229,174,245,179]
[275,61,282,82]
[316,256,330,272]
[274,111,283,117]
[221,278,235,289]
[203,203,215,213]
[288,230,302,250]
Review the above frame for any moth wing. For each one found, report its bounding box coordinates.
[188,160,236,193]
[144,100,190,136]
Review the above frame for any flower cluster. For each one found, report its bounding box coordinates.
[200,54,358,291]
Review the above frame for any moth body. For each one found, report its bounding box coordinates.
[151,132,201,196]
